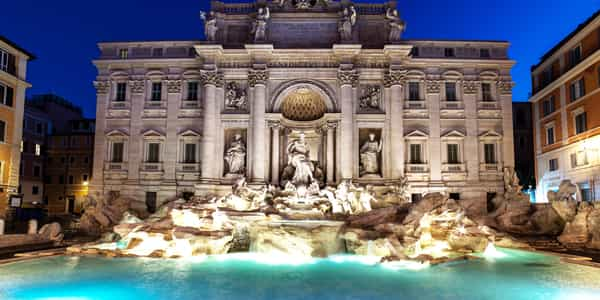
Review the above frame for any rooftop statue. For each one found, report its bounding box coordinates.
[200,11,218,42]
[386,8,405,42]
[338,5,357,42]
[252,6,270,42]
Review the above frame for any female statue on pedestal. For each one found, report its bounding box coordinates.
[224,134,246,176]
[286,133,314,186]
[338,6,357,41]
[252,7,270,42]
[200,11,218,42]
[359,132,383,177]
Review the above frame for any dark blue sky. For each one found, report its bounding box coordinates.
[2,0,598,117]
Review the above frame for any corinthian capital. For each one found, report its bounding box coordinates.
[128,80,145,94]
[200,70,224,87]
[337,69,359,87]
[462,80,480,95]
[383,69,406,87]
[166,80,182,93]
[497,80,515,95]
[426,80,442,94]
[248,69,269,87]
[93,81,110,95]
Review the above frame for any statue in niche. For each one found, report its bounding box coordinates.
[224,134,246,176]
[200,11,218,42]
[338,5,357,41]
[359,86,381,110]
[385,8,405,42]
[225,82,247,111]
[359,132,383,177]
[286,133,314,186]
[252,6,270,42]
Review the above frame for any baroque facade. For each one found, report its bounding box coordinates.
[91,0,515,213]
[531,10,600,203]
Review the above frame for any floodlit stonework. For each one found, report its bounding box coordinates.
[90,0,515,213]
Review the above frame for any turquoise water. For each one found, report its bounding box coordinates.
[1,249,600,300]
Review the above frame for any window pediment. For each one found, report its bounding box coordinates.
[479,130,502,140]
[106,129,129,137]
[405,129,429,139]
[442,130,466,139]
[142,129,166,139]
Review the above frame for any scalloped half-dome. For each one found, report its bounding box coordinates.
[281,88,327,121]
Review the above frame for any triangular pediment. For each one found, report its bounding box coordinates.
[442,130,466,139]
[141,129,165,137]
[479,130,502,139]
[179,129,201,137]
[105,129,128,137]
[405,129,429,138]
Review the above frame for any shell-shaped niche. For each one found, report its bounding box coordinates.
[281,88,327,121]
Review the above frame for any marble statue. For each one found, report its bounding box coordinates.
[252,7,270,42]
[286,133,315,186]
[225,82,247,111]
[338,6,357,41]
[200,11,218,42]
[385,8,405,42]
[359,86,381,110]
[503,167,522,195]
[359,132,383,176]
[224,134,246,176]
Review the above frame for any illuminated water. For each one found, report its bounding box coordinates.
[1,249,600,300]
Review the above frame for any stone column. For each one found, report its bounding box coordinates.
[385,70,406,179]
[127,79,145,183]
[326,121,338,185]
[164,79,182,184]
[427,80,442,182]
[498,80,515,168]
[269,121,281,186]
[463,80,480,182]
[338,69,358,180]
[200,70,222,182]
[90,80,111,197]
[249,69,269,183]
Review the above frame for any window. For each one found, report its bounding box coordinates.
[449,193,460,201]
[119,48,128,59]
[549,158,559,172]
[83,174,89,182]
[571,151,588,168]
[84,156,89,164]
[546,126,555,145]
[60,157,66,164]
[569,45,582,67]
[152,48,163,57]
[116,82,127,101]
[146,192,157,213]
[0,49,8,71]
[409,144,422,164]
[482,83,493,101]
[480,49,490,58]
[542,67,553,85]
[447,144,459,164]
[187,82,199,101]
[111,142,124,163]
[32,186,39,195]
[411,193,422,203]
[575,112,587,135]
[0,120,5,142]
[36,123,43,134]
[484,144,496,164]
[44,176,51,184]
[410,47,419,57]
[69,175,74,184]
[542,96,555,116]
[0,83,14,107]
[408,82,420,100]
[444,48,455,57]
[147,143,160,163]
[580,185,593,202]
[35,144,41,156]
[570,79,585,102]
[445,82,457,101]
[59,175,65,184]
[151,82,162,101]
[70,156,75,164]
[184,143,196,163]
[33,165,41,177]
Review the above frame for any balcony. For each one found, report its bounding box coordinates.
[477,101,500,110]
[145,101,167,109]
[181,100,200,108]
[406,163,429,173]
[480,163,500,172]
[404,100,426,109]
[442,163,466,173]
[177,163,201,173]
[440,101,464,110]
[141,162,163,172]
[109,101,130,109]
[105,162,125,170]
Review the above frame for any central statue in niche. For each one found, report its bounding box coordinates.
[287,133,314,185]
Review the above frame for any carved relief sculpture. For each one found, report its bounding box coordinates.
[252,6,270,42]
[200,11,218,42]
[359,85,381,111]
[338,6,357,42]
[224,134,247,177]
[385,8,405,42]
[359,132,383,177]
[225,82,248,111]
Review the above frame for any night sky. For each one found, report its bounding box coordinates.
[2,0,598,118]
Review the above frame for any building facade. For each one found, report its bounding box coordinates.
[45,119,95,215]
[512,102,535,190]
[0,36,34,219]
[19,103,50,207]
[91,0,515,214]
[531,10,600,203]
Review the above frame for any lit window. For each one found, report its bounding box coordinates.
[35,144,41,156]
[20,140,23,152]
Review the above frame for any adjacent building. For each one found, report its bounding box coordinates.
[19,102,50,208]
[512,102,535,189]
[530,10,600,203]
[91,0,515,215]
[0,36,34,219]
